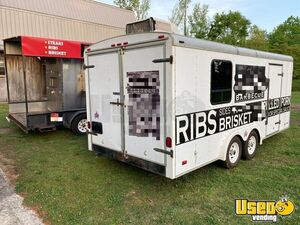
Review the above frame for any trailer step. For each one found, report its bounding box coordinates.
[36,125,57,133]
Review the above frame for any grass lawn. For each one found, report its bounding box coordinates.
[292,79,300,92]
[0,93,299,225]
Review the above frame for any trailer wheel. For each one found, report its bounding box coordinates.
[242,131,258,160]
[71,114,87,135]
[223,136,242,169]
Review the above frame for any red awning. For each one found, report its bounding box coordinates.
[21,36,89,59]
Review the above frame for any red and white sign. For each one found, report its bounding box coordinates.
[50,113,63,122]
[21,36,84,59]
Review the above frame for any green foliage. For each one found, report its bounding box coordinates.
[208,11,251,46]
[188,3,209,39]
[138,0,150,20]
[269,16,300,46]
[170,0,191,35]
[269,16,300,79]
[114,0,150,20]
[292,79,300,92]
[245,25,269,51]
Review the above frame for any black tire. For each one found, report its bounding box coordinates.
[223,136,242,169]
[242,131,258,160]
[71,114,87,135]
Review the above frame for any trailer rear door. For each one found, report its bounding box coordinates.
[87,50,123,152]
[87,42,166,165]
[122,44,166,165]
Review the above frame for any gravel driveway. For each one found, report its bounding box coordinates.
[0,169,44,225]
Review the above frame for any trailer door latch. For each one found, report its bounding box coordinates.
[83,64,95,70]
[153,148,173,158]
[152,55,173,64]
[110,99,124,106]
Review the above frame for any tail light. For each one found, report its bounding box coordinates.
[182,160,187,165]
[51,113,59,117]
[87,121,91,130]
[166,137,172,148]
[111,42,129,47]
[158,35,165,39]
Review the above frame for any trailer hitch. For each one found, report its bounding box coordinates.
[153,148,173,158]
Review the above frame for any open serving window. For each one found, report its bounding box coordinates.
[4,36,89,132]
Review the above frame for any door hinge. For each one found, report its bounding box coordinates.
[83,64,95,70]
[153,148,173,158]
[153,55,173,64]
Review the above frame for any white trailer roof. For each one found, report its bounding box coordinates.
[87,32,293,62]
[172,34,293,62]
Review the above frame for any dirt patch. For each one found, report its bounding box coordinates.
[292,104,300,111]
[0,154,18,187]
[0,169,44,225]
[0,128,12,135]
[291,104,300,126]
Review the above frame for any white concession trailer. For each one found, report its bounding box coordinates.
[84,30,293,179]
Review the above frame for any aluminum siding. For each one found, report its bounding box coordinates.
[0,0,135,29]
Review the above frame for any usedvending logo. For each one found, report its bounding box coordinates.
[235,197,295,222]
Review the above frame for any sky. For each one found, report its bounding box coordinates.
[98,0,300,32]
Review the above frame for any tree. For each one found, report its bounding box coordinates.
[269,16,300,79]
[170,0,191,36]
[114,0,150,20]
[208,11,251,46]
[246,25,269,51]
[269,16,300,46]
[188,3,210,39]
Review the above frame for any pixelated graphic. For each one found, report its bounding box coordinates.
[127,71,160,140]
[241,101,267,121]
[234,65,269,102]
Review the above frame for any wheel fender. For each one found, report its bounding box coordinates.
[65,111,87,128]
[242,126,263,145]
[70,111,86,124]
[219,132,244,161]
[219,126,263,161]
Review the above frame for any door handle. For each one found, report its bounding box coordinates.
[110,99,124,106]
[83,64,95,70]
[152,55,173,64]
[110,102,124,106]
[153,148,173,158]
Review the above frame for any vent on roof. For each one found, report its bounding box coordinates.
[126,17,179,34]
